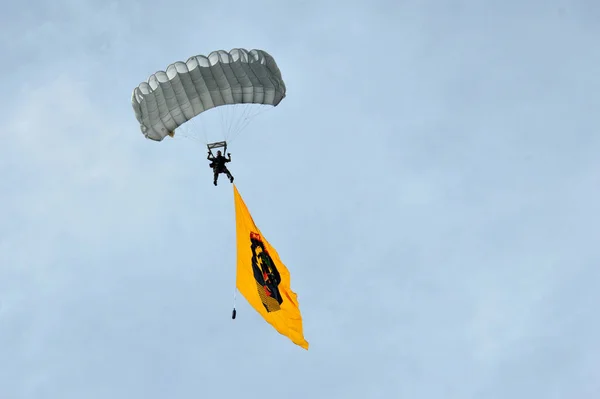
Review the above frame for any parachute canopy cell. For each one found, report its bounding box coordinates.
[131,48,287,141]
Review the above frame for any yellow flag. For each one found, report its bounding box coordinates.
[233,184,309,350]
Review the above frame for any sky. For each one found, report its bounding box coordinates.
[1,0,599,398]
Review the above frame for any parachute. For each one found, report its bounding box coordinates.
[131,48,286,143]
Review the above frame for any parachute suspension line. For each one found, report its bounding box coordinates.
[172,128,204,145]
[174,103,271,149]
[186,113,207,145]
[216,105,229,144]
[222,104,274,146]
[229,105,243,143]
[171,116,208,147]
[240,105,263,134]
[222,105,236,143]
[232,105,273,145]
[227,105,237,140]
[216,104,234,145]
[219,105,227,139]
[232,105,254,138]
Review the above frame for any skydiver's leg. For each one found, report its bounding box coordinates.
[213,169,218,186]
[223,167,234,183]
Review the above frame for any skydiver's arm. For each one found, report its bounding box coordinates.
[207,152,214,160]
[227,153,232,161]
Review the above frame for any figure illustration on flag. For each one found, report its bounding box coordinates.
[232,184,309,350]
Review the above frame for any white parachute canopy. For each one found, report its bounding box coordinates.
[131,48,286,143]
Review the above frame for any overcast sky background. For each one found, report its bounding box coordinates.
[1,0,599,398]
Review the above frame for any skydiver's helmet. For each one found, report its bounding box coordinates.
[217,150,222,156]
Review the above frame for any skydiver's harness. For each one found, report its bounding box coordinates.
[207,141,228,170]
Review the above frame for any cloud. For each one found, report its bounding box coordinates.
[0,73,199,397]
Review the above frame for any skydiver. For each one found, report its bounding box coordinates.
[207,150,234,186]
